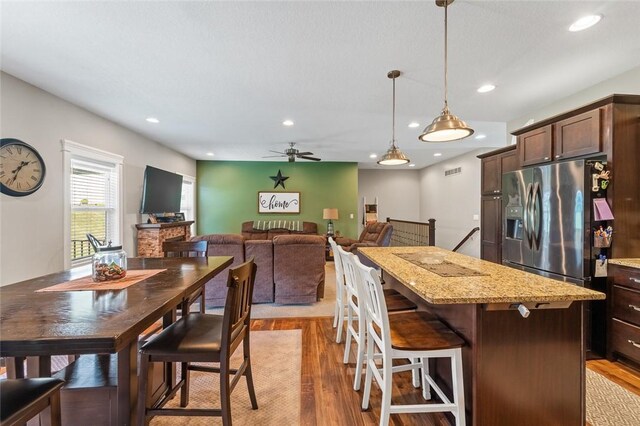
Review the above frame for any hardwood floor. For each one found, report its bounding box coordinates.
[252,316,449,426]
[586,358,640,396]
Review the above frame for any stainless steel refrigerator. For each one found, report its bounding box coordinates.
[502,159,592,285]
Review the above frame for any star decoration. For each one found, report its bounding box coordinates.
[270,169,289,189]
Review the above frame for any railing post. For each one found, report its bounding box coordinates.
[428,218,436,246]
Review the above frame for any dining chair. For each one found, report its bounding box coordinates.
[354,255,466,426]
[163,240,208,314]
[137,258,258,426]
[0,378,65,426]
[328,237,347,343]
[337,245,420,391]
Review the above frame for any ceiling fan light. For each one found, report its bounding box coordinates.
[377,145,410,165]
[419,108,474,142]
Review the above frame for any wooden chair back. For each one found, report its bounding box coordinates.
[353,255,391,355]
[221,258,257,354]
[337,245,361,313]
[162,240,208,258]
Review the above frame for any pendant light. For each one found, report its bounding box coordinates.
[378,70,410,166]
[419,0,474,143]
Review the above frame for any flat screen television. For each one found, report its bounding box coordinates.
[140,166,183,214]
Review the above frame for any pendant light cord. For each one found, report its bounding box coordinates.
[443,1,448,110]
[391,75,396,147]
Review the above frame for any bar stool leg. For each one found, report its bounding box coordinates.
[343,305,354,364]
[421,357,432,400]
[361,337,374,411]
[379,358,393,426]
[451,348,466,426]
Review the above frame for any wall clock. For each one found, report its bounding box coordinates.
[0,138,46,197]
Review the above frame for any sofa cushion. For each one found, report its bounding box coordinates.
[245,240,274,303]
[362,222,388,243]
[273,235,326,304]
[191,234,245,307]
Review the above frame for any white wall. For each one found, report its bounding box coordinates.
[508,66,640,134]
[419,149,491,258]
[357,169,421,232]
[0,72,196,286]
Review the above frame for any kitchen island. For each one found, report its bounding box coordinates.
[359,246,605,426]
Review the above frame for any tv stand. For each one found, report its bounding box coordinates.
[135,221,194,257]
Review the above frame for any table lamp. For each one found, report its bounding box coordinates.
[323,208,339,236]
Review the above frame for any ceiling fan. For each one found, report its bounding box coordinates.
[263,142,321,162]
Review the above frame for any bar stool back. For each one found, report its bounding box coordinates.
[354,256,466,426]
[328,237,347,343]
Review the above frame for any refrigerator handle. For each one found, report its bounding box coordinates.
[524,183,533,249]
[532,182,542,250]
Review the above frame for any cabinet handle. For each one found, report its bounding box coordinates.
[555,155,562,159]
[493,196,501,200]
[629,340,640,349]
[629,304,640,312]
[494,190,500,193]
[544,157,550,160]
[630,277,640,284]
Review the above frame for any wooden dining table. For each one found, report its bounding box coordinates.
[0,256,233,426]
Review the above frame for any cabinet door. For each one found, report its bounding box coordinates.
[500,149,519,174]
[518,125,553,166]
[554,109,602,160]
[481,195,502,263]
[481,155,501,195]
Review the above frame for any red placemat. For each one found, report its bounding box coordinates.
[36,269,166,292]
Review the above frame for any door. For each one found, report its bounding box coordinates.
[531,160,586,279]
[481,195,502,263]
[518,125,553,166]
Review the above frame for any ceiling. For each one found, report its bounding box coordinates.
[2,1,640,169]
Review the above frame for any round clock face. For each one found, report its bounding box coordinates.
[0,138,46,197]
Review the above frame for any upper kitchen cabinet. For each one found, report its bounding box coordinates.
[554,108,602,160]
[479,145,518,195]
[517,125,553,166]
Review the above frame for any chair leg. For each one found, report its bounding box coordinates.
[343,306,353,364]
[180,362,190,407]
[353,315,366,391]
[199,292,205,314]
[379,357,393,426]
[452,349,466,426]
[411,357,420,388]
[50,390,62,426]
[361,335,374,411]
[244,336,259,409]
[421,357,432,400]
[220,356,232,426]
[333,299,339,328]
[137,354,152,426]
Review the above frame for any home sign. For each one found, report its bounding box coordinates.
[258,192,300,214]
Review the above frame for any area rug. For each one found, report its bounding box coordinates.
[586,368,640,426]
[152,329,301,425]
[207,263,337,319]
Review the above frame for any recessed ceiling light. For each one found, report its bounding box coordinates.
[282,120,294,126]
[206,152,214,157]
[433,153,442,157]
[569,15,602,32]
[408,122,420,128]
[475,134,486,140]
[146,117,159,123]
[369,153,378,159]
[408,163,416,167]
[477,84,496,93]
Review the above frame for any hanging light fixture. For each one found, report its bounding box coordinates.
[419,0,474,143]
[378,70,410,166]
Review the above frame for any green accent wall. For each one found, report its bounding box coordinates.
[196,161,359,239]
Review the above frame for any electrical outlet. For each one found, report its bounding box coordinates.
[473,214,479,221]
[350,213,354,219]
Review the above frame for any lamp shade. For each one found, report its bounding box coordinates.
[323,208,339,220]
[419,107,474,143]
[377,145,410,165]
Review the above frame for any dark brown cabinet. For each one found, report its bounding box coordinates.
[554,108,602,160]
[480,195,502,263]
[478,146,518,264]
[607,263,640,366]
[518,124,553,166]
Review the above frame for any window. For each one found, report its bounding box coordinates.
[180,175,196,233]
[63,140,123,267]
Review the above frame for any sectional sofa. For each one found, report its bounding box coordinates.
[190,233,326,306]
[240,220,318,240]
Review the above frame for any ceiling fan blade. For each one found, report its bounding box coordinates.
[298,155,321,161]
[262,155,286,158]
[268,150,285,155]
[296,151,314,156]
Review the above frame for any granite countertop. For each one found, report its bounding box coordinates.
[359,246,606,305]
[609,258,640,269]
